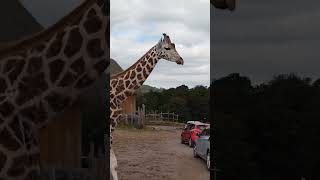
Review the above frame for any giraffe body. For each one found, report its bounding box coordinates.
[109,33,183,180]
[0,0,108,179]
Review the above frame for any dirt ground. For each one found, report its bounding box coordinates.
[112,126,210,180]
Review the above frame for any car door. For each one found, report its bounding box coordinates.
[184,124,192,140]
[196,131,203,154]
[182,124,191,141]
[199,129,210,158]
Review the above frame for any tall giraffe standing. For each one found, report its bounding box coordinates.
[0,0,108,179]
[109,33,184,180]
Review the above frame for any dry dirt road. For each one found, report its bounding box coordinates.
[112,126,210,180]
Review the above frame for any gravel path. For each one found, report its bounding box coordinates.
[112,126,210,180]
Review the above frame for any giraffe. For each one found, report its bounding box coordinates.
[109,33,184,180]
[0,0,108,179]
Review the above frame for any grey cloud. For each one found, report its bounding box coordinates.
[112,0,210,88]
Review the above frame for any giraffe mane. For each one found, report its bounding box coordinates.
[0,0,98,58]
[110,45,156,79]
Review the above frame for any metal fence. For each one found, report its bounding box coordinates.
[145,112,179,122]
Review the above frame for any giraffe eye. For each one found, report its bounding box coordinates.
[165,47,170,50]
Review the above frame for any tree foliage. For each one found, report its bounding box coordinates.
[212,73,320,180]
[136,85,209,122]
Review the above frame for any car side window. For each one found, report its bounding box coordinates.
[200,129,208,136]
[203,129,209,136]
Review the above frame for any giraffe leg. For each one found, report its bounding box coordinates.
[1,150,40,180]
[21,123,41,180]
[24,128,41,180]
[110,148,118,180]
[109,107,122,180]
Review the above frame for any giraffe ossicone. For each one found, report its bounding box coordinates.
[109,33,184,180]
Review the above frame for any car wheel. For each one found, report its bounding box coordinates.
[188,138,193,147]
[206,151,210,170]
[193,145,198,158]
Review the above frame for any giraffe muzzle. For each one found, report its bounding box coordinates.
[176,57,184,65]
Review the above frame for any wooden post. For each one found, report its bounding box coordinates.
[50,167,55,180]
[89,142,95,169]
[94,148,107,180]
[142,104,145,126]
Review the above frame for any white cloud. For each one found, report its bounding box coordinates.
[111,0,210,89]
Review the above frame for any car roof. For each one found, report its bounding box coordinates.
[187,121,208,125]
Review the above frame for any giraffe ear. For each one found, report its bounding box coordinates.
[156,38,162,49]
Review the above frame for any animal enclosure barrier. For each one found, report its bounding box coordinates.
[145,111,179,122]
[121,104,146,128]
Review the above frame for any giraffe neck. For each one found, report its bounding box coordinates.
[0,0,108,179]
[0,0,107,128]
[110,45,160,106]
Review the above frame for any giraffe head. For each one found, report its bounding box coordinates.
[156,33,184,65]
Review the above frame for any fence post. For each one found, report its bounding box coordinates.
[143,104,145,125]
[50,167,55,180]
[141,104,145,126]
[89,142,95,169]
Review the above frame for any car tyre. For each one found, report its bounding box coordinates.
[206,151,210,170]
[193,145,198,158]
[188,138,194,147]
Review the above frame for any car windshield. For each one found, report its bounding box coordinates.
[197,125,207,130]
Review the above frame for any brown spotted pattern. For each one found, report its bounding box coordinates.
[110,46,159,128]
[64,28,83,58]
[0,0,108,179]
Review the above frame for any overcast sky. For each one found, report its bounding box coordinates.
[111,0,210,89]
[211,1,320,84]
[19,0,210,89]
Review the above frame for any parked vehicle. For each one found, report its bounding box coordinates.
[181,121,209,147]
[193,128,210,170]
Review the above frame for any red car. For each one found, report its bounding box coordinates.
[181,121,209,147]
